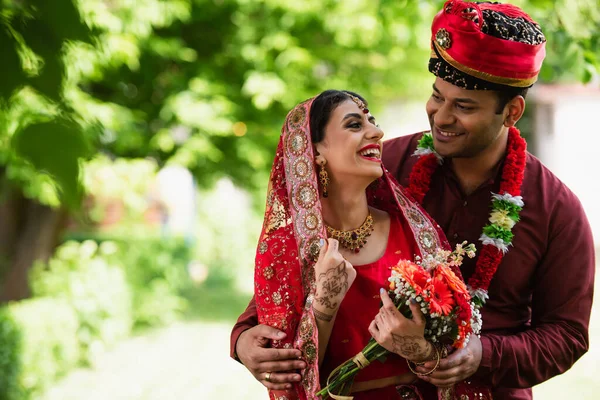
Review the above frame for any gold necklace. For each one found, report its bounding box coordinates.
[326,212,374,253]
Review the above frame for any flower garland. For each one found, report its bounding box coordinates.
[405,126,527,307]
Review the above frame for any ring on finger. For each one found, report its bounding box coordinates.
[265,372,272,382]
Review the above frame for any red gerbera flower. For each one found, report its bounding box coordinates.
[428,277,455,316]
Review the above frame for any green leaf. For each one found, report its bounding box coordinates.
[33,0,93,44]
[482,224,514,244]
[18,19,65,102]
[11,119,92,208]
[0,28,26,101]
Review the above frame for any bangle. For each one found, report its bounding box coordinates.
[312,307,334,322]
[412,341,436,365]
[407,344,440,376]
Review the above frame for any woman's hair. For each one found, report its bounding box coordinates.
[309,90,368,143]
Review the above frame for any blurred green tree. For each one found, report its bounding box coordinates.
[0,0,598,300]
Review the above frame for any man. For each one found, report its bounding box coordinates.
[230,1,595,399]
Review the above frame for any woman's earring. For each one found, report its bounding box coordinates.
[319,164,329,198]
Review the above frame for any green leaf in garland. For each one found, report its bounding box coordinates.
[417,132,435,151]
[492,200,522,221]
[482,224,514,244]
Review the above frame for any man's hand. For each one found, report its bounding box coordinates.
[416,334,483,388]
[236,324,306,390]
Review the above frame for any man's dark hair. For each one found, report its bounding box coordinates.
[495,87,529,114]
[310,90,367,143]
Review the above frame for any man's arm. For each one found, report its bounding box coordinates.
[230,296,258,360]
[230,296,306,390]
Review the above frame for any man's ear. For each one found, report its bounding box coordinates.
[504,95,526,127]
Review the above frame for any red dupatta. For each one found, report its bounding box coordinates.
[254,98,452,400]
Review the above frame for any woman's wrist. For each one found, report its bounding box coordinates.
[408,340,435,364]
[312,304,337,322]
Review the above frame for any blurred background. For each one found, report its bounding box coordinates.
[0,0,598,399]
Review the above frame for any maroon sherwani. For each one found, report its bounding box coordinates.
[231,133,595,400]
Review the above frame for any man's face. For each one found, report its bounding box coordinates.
[425,77,507,159]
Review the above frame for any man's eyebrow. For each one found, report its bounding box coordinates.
[454,97,479,104]
[433,84,478,104]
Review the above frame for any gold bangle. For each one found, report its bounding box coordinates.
[412,341,436,365]
[407,345,440,376]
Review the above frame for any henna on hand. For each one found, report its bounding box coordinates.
[391,334,431,361]
[315,261,348,310]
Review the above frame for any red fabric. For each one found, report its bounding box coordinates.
[320,215,415,383]
[431,1,545,80]
[253,99,323,400]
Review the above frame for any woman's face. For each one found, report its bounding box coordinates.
[314,99,384,185]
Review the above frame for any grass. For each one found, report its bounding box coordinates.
[182,274,253,323]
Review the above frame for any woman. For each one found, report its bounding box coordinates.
[254,90,452,399]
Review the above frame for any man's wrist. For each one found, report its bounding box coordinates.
[233,328,250,363]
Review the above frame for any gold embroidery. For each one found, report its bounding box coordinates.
[287,106,306,129]
[436,28,452,49]
[263,266,274,280]
[306,237,321,261]
[434,41,538,87]
[303,368,315,392]
[265,196,291,234]
[419,230,436,252]
[259,241,268,254]
[293,158,311,178]
[286,130,307,156]
[296,183,317,209]
[299,314,314,340]
[407,209,425,227]
[303,342,317,363]
[304,213,319,231]
[272,291,282,306]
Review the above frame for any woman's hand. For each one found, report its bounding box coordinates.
[313,238,356,320]
[368,289,433,363]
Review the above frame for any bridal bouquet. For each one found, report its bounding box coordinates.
[317,242,481,398]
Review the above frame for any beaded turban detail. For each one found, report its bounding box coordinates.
[429,0,546,90]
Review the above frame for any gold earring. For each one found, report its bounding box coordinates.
[319,164,329,198]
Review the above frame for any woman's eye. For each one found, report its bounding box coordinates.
[347,122,361,129]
